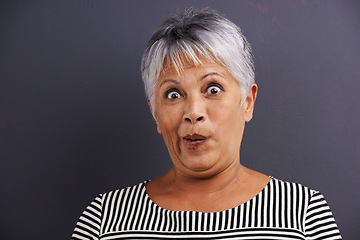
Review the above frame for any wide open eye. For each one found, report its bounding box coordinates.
[206,86,221,95]
[166,89,181,99]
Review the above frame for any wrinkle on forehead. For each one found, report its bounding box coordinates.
[161,53,220,76]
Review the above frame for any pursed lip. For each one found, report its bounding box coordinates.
[182,134,207,149]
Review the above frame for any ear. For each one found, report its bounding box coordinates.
[147,99,162,134]
[243,84,258,122]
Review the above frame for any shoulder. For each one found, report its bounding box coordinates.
[270,178,342,239]
[72,182,149,239]
[268,179,339,220]
[269,177,319,197]
[80,181,148,210]
[98,181,148,207]
[265,177,321,215]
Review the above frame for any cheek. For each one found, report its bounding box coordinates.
[157,107,182,134]
[211,97,242,118]
[210,100,244,135]
[157,110,183,153]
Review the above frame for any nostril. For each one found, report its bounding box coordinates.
[184,116,204,123]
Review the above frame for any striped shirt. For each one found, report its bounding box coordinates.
[72,178,341,239]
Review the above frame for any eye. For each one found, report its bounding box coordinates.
[206,82,223,96]
[207,86,221,95]
[166,89,181,100]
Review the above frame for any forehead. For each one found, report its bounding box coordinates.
[161,54,218,76]
[157,55,241,92]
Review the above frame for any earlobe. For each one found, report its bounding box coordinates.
[244,84,258,122]
[155,113,162,134]
[147,99,153,114]
[147,99,162,134]
[156,121,162,134]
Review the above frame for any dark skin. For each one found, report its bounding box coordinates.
[146,166,270,212]
[146,57,270,213]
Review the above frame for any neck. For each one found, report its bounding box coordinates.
[166,160,249,198]
[146,157,270,212]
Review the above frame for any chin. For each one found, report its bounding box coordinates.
[186,167,222,179]
[180,158,220,177]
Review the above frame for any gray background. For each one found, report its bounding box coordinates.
[0,0,359,239]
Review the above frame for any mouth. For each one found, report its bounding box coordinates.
[182,134,207,149]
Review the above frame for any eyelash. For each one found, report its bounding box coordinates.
[165,88,182,100]
[206,82,224,95]
[164,82,224,100]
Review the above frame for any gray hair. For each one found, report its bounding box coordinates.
[141,8,255,114]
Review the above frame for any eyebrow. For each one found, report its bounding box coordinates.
[159,79,180,88]
[200,72,225,80]
[159,72,225,87]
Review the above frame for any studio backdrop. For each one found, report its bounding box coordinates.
[0,0,359,239]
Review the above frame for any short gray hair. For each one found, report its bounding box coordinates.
[141,8,255,113]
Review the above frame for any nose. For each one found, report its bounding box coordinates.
[184,115,204,123]
[183,96,205,124]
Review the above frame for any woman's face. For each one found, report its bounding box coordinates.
[153,56,257,178]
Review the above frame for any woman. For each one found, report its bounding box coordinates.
[72,8,341,239]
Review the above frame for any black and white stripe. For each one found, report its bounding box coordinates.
[72,178,341,239]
